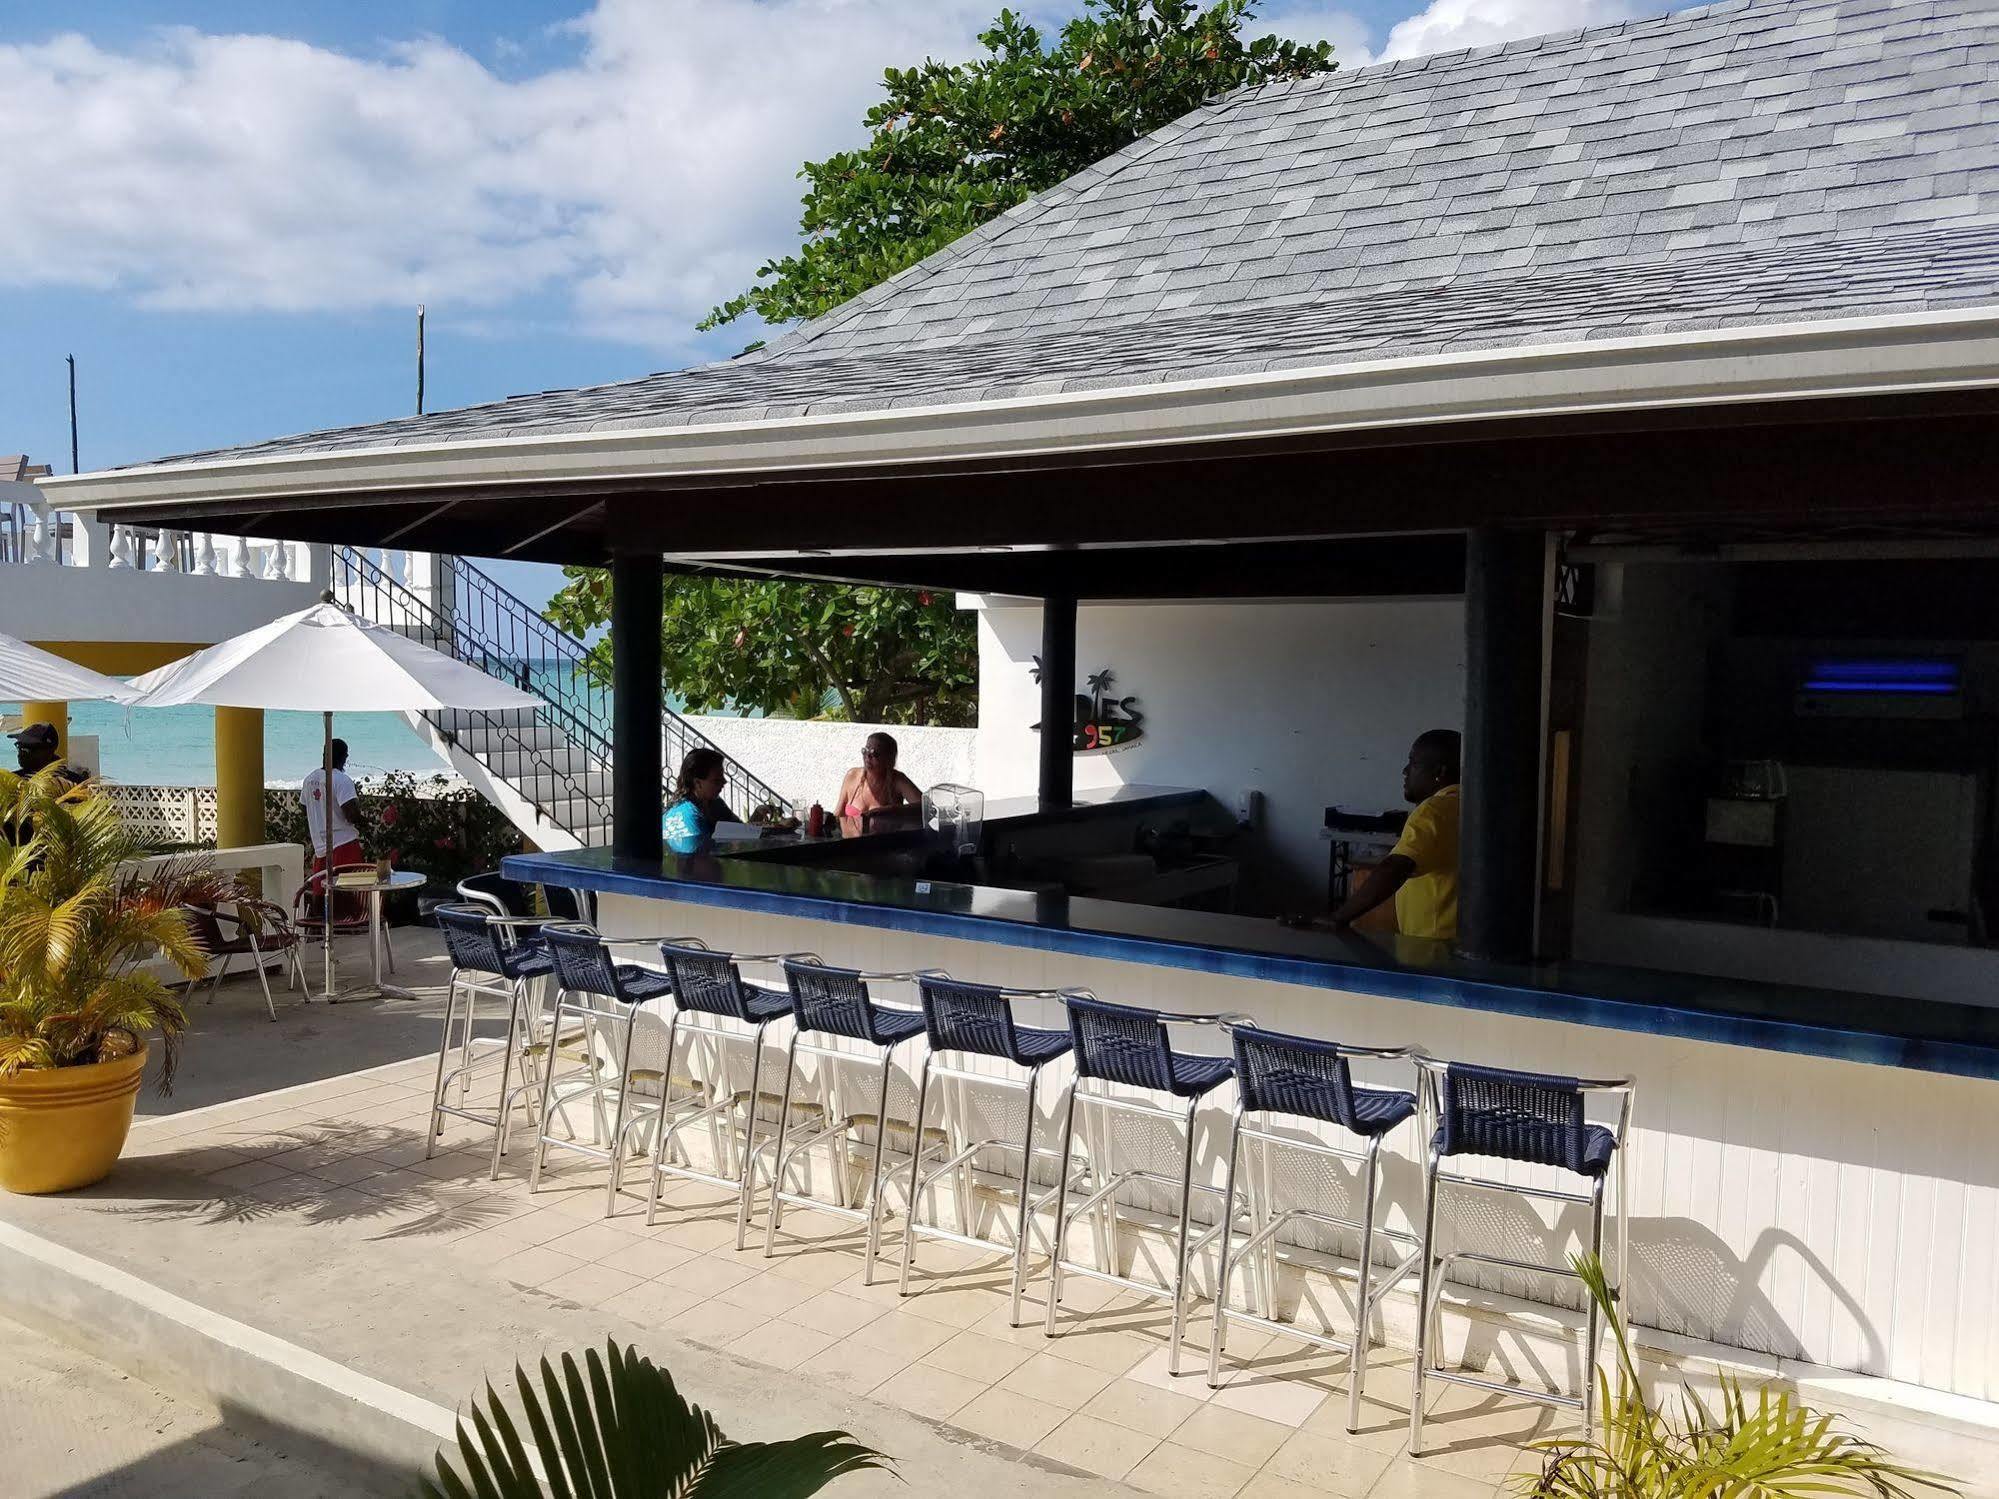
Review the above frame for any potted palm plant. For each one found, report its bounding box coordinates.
[0,767,239,1194]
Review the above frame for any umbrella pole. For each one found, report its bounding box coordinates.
[321,711,336,1000]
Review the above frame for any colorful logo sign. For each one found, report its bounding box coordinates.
[1030,663,1144,754]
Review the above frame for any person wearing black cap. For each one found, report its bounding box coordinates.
[10,722,84,785]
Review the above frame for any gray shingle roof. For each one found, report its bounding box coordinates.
[137,0,1999,468]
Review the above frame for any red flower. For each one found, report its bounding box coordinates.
[842,624,855,638]
[434,836,453,850]
[380,804,401,826]
[918,592,933,607]
[733,629,747,649]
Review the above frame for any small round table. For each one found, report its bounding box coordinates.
[332,869,428,999]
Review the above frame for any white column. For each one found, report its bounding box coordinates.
[230,535,253,579]
[155,529,183,572]
[74,513,111,568]
[108,524,136,569]
[192,533,218,576]
[306,542,333,589]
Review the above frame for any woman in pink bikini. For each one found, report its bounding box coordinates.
[832,731,924,837]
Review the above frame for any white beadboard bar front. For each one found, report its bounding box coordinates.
[583,884,1999,1406]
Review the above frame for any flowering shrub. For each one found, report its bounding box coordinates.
[265,771,521,920]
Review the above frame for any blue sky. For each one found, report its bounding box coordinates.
[1,0,1658,608]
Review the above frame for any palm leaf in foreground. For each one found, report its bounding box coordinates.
[418,1341,891,1498]
[1521,1254,1956,1498]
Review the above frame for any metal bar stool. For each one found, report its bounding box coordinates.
[762,958,933,1284]
[1408,1057,1634,1454]
[527,924,685,1214]
[1045,994,1247,1374]
[1208,1024,1423,1431]
[643,941,813,1252]
[897,975,1081,1323]
[428,903,557,1179]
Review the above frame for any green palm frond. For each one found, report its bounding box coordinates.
[418,1341,890,1498]
[0,1032,56,1077]
[1519,1255,1957,1498]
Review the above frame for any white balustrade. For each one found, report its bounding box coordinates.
[156,529,183,572]
[108,524,136,569]
[192,532,217,576]
[25,498,52,563]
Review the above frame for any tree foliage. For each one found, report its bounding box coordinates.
[703,0,1336,330]
[545,570,977,727]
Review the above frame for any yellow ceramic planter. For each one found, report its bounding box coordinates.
[0,1048,147,1194]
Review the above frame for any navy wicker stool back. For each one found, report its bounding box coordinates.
[918,976,1071,1066]
[542,924,627,1001]
[436,904,509,976]
[660,942,755,1021]
[1438,1062,1611,1176]
[784,959,920,1045]
[1066,994,1177,1090]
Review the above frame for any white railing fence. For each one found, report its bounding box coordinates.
[1,491,450,612]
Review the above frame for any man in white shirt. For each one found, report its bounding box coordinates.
[303,738,366,922]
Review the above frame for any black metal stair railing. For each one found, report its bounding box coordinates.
[333,548,612,842]
[332,549,787,842]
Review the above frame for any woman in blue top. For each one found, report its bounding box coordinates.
[663,747,741,854]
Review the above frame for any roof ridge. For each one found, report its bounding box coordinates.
[769,78,1273,356]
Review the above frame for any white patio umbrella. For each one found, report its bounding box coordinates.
[0,630,139,704]
[129,594,542,1000]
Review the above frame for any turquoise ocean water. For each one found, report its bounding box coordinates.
[6,664,715,787]
[6,701,438,786]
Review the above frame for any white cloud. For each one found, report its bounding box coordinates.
[0,1,991,350]
[1245,3,1377,67]
[1379,0,1639,61]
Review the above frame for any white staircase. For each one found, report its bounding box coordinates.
[335,550,782,852]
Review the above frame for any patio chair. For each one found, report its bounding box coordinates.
[183,899,309,1023]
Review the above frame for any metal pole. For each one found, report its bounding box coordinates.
[321,710,337,999]
[1457,526,1547,962]
[415,305,426,416]
[610,552,664,860]
[66,355,78,473]
[1038,593,1077,812]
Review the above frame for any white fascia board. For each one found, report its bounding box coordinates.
[42,307,1999,514]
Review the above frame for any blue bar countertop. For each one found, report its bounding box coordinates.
[503,843,1999,1082]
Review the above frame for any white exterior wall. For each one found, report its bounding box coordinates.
[0,559,320,648]
[601,889,1999,1408]
[687,716,977,812]
[973,598,1465,908]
